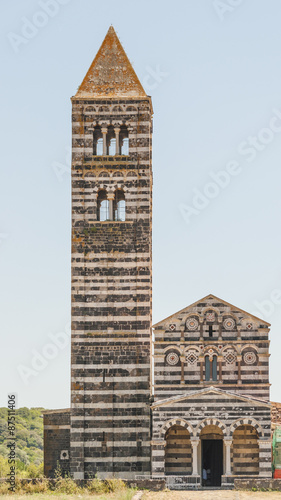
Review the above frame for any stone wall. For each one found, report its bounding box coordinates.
[43,410,70,478]
[234,478,281,490]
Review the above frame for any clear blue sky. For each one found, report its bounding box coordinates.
[1,0,281,409]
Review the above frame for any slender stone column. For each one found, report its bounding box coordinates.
[114,127,120,155]
[224,438,232,475]
[180,356,185,385]
[101,127,108,155]
[191,438,200,476]
[199,318,204,341]
[218,317,222,340]
[237,355,242,384]
[218,355,223,384]
[237,326,241,340]
[180,325,185,342]
[199,356,204,382]
[107,193,115,221]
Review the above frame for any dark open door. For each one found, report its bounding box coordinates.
[202,439,223,487]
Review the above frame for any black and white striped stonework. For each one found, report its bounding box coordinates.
[153,295,270,402]
[70,98,153,479]
[151,295,272,482]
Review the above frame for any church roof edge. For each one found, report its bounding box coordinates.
[152,293,271,328]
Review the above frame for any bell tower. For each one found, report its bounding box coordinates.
[70,27,153,479]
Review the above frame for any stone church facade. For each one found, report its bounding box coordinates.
[151,295,271,487]
[43,27,272,488]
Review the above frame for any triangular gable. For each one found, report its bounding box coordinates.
[152,293,270,328]
[151,386,271,409]
[75,26,147,98]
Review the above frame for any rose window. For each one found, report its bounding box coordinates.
[166,352,179,366]
[186,318,199,331]
[223,318,235,330]
[243,351,257,365]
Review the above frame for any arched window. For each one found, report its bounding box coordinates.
[120,125,129,155]
[97,190,109,221]
[212,355,217,381]
[114,190,126,221]
[205,355,217,382]
[93,126,102,156]
[107,125,116,155]
[97,138,103,156]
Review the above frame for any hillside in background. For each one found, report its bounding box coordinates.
[0,407,44,466]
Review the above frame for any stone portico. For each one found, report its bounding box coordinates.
[151,387,271,487]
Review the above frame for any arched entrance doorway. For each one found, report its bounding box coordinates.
[200,425,223,487]
[232,425,259,475]
[165,425,192,476]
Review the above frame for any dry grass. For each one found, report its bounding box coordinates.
[142,491,281,500]
[0,478,135,500]
[0,492,134,500]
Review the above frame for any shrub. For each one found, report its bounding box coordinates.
[26,462,44,478]
[87,477,126,494]
[0,481,10,494]
[54,475,82,494]
[104,478,126,492]
[20,478,49,493]
[0,456,9,478]
[87,477,107,493]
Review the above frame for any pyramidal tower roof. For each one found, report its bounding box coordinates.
[75,26,147,99]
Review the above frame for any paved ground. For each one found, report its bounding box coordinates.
[142,491,281,500]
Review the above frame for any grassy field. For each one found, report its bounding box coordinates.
[2,489,281,499]
[0,478,135,499]
[0,492,135,500]
[142,491,281,500]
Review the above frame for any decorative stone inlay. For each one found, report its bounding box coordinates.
[186,317,199,331]
[186,349,199,365]
[166,352,179,366]
[246,322,253,330]
[223,318,235,330]
[206,312,215,322]
[168,324,176,331]
[244,351,257,365]
[60,450,69,460]
[223,349,237,365]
